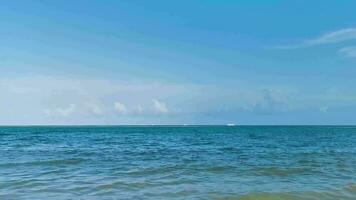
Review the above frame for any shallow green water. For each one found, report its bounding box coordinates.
[1,126,356,199]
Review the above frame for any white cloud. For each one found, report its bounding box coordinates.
[338,46,356,58]
[249,90,289,114]
[57,104,76,116]
[114,102,127,114]
[274,28,356,49]
[319,106,329,113]
[152,99,168,113]
[134,104,144,113]
[86,103,104,115]
[45,104,76,117]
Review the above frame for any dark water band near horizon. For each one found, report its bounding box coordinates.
[1,126,356,199]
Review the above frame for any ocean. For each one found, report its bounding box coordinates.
[1,126,356,199]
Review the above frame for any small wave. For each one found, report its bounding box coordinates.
[0,158,85,167]
[219,147,241,153]
[345,183,356,192]
[254,166,314,177]
[214,190,356,200]
[203,165,236,173]
[145,190,198,198]
[126,164,184,176]
[93,181,154,191]
[214,192,295,200]
[5,179,47,190]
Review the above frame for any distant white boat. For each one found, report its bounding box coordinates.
[227,123,236,126]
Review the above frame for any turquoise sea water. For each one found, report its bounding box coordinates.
[1,126,356,199]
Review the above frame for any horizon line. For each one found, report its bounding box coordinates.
[0,124,355,127]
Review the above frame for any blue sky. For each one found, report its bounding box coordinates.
[1,0,356,125]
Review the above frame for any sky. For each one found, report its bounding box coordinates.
[1,0,356,125]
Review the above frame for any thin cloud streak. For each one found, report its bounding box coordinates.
[338,46,356,58]
[273,28,356,49]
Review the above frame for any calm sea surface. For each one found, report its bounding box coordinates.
[1,126,356,199]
